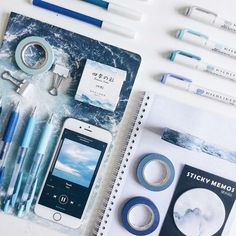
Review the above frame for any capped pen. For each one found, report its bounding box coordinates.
[160,73,236,106]
[0,102,20,187]
[3,107,37,212]
[176,29,236,59]
[168,50,236,82]
[17,114,54,216]
[32,0,136,38]
[185,6,236,34]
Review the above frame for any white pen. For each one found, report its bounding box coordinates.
[168,50,236,82]
[160,73,236,106]
[176,29,236,59]
[185,6,236,34]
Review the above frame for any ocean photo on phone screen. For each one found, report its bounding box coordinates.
[52,139,101,188]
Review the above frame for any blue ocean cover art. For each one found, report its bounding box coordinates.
[0,12,141,234]
[0,12,141,132]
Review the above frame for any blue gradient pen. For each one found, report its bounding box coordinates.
[0,102,20,187]
[3,107,37,212]
[17,114,54,216]
[81,0,142,20]
[32,0,135,38]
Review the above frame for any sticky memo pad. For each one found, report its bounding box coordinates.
[75,59,127,112]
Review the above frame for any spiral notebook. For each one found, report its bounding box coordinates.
[92,92,236,236]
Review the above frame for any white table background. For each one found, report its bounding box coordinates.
[0,0,236,235]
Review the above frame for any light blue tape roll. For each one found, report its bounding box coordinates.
[15,36,54,75]
[121,196,160,235]
[137,153,175,191]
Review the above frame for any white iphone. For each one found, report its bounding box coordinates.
[35,118,112,228]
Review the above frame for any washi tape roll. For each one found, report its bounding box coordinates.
[137,153,175,191]
[15,36,54,75]
[121,196,160,235]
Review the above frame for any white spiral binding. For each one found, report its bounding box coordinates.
[92,92,152,236]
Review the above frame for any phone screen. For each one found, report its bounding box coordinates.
[38,128,108,219]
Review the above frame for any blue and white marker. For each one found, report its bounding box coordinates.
[3,107,37,212]
[81,0,142,20]
[168,50,236,82]
[32,0,136,38]
[176,29,236,59]
[0,102,20,187]
[17,114,54,217]
[161,73,236,106]
[185,6,236,34]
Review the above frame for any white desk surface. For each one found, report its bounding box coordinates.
[0,0,236,235]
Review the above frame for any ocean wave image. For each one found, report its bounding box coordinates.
[162,128,236,163]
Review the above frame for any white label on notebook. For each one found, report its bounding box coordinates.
[75,59,127,112]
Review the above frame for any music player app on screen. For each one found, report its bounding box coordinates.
[38,129,107,218]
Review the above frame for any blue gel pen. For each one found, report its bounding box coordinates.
[17,114,54,216]
[3,107,37,212]
[0,102,20,187]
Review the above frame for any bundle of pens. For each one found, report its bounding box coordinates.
[161,6,236,107]
[0,100,54,217]
[32,0,143,38]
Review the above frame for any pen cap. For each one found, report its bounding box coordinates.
[176,29,208,47]
[185,6,217,24]
[160,73,191,90]
[108,3,142,21]
[102,21,136,38]
[168,50,201,69]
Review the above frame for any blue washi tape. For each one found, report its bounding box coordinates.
[137,153,175,191]
[121,196,160,235]
[15,36,54,75]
